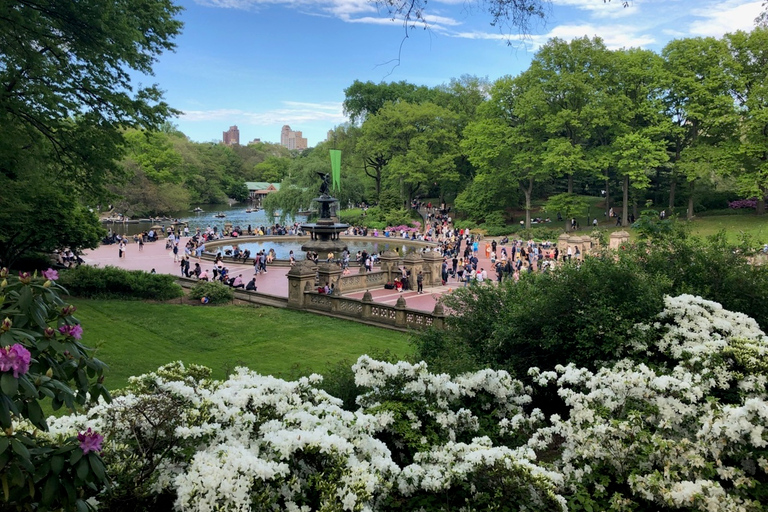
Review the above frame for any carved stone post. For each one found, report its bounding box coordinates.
[361,290,373,322]
[379,250,401,284]
[432,302,446,330]
[317,262,342,294]
[286,261,317,309]
[609,230,630,250]
[421,250,443,286]
[402,252,423,290]
[395,296,407,328]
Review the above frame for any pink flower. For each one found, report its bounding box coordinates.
[77,428,104,454]
[0,344,31,378]
[42,268,59,281]
[58,324,83,340]
[18,272,31,285]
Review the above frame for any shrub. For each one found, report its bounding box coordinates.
[57,265,183,300]
[0,267,110,510]
[189,280,234,304]
[11,252,55,272]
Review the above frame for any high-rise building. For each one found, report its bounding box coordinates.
[222,125,240,145]
[280,125,308,150]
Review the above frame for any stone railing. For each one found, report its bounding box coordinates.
[302,290,445,331]
[336,270,388,293]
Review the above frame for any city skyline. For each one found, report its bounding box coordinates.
[150,0,763,147]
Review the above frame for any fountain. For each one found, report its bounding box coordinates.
[300,173,348,256]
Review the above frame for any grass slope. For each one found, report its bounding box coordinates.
[74,299,413,389]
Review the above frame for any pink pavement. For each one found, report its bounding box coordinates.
[81,236,502,312]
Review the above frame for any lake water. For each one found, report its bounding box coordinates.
[210,239,425,260]
[102,204,307,237]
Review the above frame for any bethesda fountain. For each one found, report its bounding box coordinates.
[300,172,348,257]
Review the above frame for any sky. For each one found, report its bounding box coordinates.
[147,0,764,146]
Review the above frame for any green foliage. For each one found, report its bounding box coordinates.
[188,280,234,304]
[57,266,183,301]
[0,0,182,265]
[415,229,768,389]
[0,268,110,510]
[416,257,669,381]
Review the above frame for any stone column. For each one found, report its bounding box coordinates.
[361,290,373,322]
[402,252,423,290]
[317,262,342,294]
[286,261,317,309]
[422,250,443,286]
[432,302,446,330]
[557,233,570,258]
[379,250,401,283]
[395,296,407,328]
[609,230,630,250]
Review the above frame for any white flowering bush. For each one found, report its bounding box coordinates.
[530,295,768,512]
[353,356,564,511]
[48,359,565,511]
[46,293,768,512]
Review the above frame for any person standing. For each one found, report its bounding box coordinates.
[417,270,424,294]
[118,240,125,259]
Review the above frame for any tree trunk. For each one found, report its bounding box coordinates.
[521,177,533,229]
[687,180,695,220]
[604,177,610,217]
[568,174,573,194]
[668,174,676,211]
[622,174,629,227]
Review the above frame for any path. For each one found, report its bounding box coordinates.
[82,235,501,312]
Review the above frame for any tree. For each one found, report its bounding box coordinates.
[358,101,461,208]
[613,132,669,226]
[725,28,768,214]
[610,47,670,225]
[343,80,434,124]
[0,0,183,264]
[661,36,737,218]
[518,37,617,195]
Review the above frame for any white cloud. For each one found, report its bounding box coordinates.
[181,102,346,126]
[688,0,762,37]
[551,0,639,19]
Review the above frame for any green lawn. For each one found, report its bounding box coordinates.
[75,299,413,389]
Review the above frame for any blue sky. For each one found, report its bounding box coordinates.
[148,0,763,146]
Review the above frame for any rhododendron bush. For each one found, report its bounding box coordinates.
[45,294,768,511]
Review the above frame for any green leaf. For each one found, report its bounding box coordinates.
[70,448,83,466]
[10,439,30,460]
[26,401,45,430]
[0,439,7,456]
[18,376,36,399]
[50,455,65,475]
[76,498,89,512]
[0,373,18,396]
[76,457,89,482]
[41,475,59,507]
[17,287,33,312]
[0,398,9,429]
[88,453,106,482]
